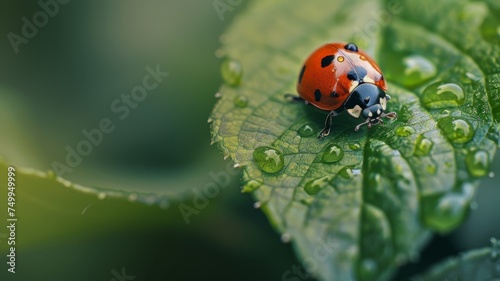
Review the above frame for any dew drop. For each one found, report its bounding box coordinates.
[438,117,475,144]
[128,192,138,202]
[421,82,465,109]
[300,197,315,206]
[466,150,490,177]
[304,176,330,196]
[234,95,248,108]
[338,167,355,179]
[465,72,480,82]
[322,144,344,163]
[395,126,415,137]
[358,259,378,280]
[220,58,243,86]
[297,123,316,137]
[369,173,383,191]
[144,194,157,205]
[426,164,437,175]
[402,54,436,85]
[97,192,107,200]
[489,172,495,178]
[214,92,222,99]
[414,134,434,156]
[46,170,57,180]
[491,237,500,261]
[281,233,292,243]
[349,142,362,151]
[440,109,451,117]
[425,194,469,230]
[253,146,285,174]
[241,180,262,193]
[253,201,262,209]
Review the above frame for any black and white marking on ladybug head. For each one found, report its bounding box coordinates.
[344,83,397,130]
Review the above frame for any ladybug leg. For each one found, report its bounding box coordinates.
[284,94,304,103]
[318,111,338,139]
[381,111,398,119]
[284,94,309,105]
[355,118,372,131]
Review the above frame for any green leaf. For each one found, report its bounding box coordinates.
[0,160,171,247]
[411,238,500,281]
[209,0,500,280]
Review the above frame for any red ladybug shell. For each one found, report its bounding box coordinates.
[297,43,387,111]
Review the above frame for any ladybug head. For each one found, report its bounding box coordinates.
[344,83,397,130]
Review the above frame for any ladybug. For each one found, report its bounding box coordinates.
[287,42,397,139]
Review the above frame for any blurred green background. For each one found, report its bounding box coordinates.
[0,1,499,280]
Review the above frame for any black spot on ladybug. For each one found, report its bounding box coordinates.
[314,89,322,102]
[344,43,358,52]
[347,66,368,81]
[330,91,339,98]
[298,65,306,84]
[321,55,335,68]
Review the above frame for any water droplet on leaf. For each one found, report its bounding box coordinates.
[438,117,475,144]
[128,193,138,202]
[46,170,57,180]
[396,126,415,137]
[421,82,465,109]
[440,109,451,117]
[242,180,262,193]
[402,54,436,85]
[424,193,469,231]
[426,164,437,175]
[465,72,480,82]
[281,233,292,243]
[358,259,378,280]
[98,192,107,200]
[466,150,490,177]
[338,167,355,179]
[253,146,284,174]
[322,144,344,163]
[349,142,361,151]
[414,135,433,156]
[221,58,243,86]
[297,123,316,137]
[300,197,315,206]
[491,237,500,261]
[304,176,330,196]
[234,95,248,107]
